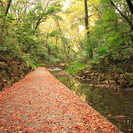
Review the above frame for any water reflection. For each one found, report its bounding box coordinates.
[53,71,133,133]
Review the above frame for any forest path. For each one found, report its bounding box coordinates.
[0,67,122,133]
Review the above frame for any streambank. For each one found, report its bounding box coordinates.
[73,69,133,92]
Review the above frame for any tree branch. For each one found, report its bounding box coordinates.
[34,0,53,32]
[110,1,132,27]
[25,0,52,53]
[90,1,102,15]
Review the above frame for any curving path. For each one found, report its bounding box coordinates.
[0,67,122,133]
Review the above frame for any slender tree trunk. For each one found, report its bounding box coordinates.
[0,0,12,45]
[55,18,66,53]
[5,0,12,17]
[84,0,89,35]
[84,0,93,59]
[34,17,42,31]
[53,17,75,62]
[126,0,133,14]
[25,44,32,53]
[25,15,43,53]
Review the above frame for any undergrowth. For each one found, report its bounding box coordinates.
[65,62,88,74]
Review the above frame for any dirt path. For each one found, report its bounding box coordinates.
[0,67,122,133]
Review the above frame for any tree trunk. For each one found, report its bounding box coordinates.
[25,44,32,53]
[126,0,133,14]
[84,0,89,35]
[54,17,66,53]
[5,0,12,17]
[0,0,12,45]
[84,0,93,59]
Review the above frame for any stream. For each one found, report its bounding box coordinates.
[49,68,133,133]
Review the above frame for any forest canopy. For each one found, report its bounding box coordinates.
[0,0,132,72]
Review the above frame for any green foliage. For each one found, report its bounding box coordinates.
[66,62,88,74]
[0,0,132,74]
[49,30,61,37]
[47,5,61,14]
[74,50,88,63]
[22,54,36,69]
[0,14,5,19]
[61,36,70,44]
[54,15,63,21]
[6,15,15,22]
[35,63,45,67]
[49,57,61,65]
[0,0,66,69]
[70,0,133,73]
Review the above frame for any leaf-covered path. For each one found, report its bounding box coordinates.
[0,67,122,133]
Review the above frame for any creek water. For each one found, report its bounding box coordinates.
[50,68,133,133]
